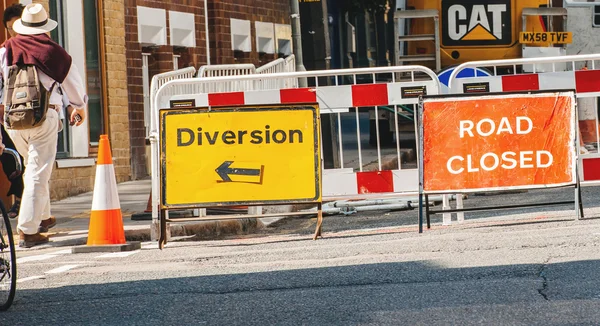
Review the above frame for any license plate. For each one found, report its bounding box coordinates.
[519,32,572,44]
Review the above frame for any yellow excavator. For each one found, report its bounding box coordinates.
[394,0,569,72]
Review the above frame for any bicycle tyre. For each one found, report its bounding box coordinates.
[0,200,16,311]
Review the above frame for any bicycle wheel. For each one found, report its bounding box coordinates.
[0,200,16,311]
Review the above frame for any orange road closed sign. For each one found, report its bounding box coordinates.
[420,91,576,193]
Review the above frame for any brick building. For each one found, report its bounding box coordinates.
[126,0,293,179]
[0,0,131,202]
[0,0,292,203]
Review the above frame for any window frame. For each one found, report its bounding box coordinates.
[594,6,600,28]
[49,0,71,159]
[85,0,109,148]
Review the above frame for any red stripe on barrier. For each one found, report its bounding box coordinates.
[583,158,600,181]
[501,74,539,92]
[208,92,245,106]
[357,171,394,194]
[280,88,317,103]
[352,84,389,107]
[575,70,600,93]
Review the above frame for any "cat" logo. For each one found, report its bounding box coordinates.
[442,0,512,46]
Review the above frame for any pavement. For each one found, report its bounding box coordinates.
[10,178,269,251]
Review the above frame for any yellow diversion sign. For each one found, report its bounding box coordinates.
[519,32,572,44]
[160,104,322,208]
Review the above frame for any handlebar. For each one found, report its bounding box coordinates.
[2,148,22,175]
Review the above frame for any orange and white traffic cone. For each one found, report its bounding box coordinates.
[72,135,140,253]
[87,135,126,246]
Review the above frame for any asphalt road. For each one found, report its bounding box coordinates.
[3,203,600,325]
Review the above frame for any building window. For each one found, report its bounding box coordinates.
[83,0,105,146]
[49,0,69,158]
[594,6,600,27]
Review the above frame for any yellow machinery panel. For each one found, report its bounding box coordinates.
[404,0,551,69]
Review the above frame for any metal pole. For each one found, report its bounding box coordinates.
[290,0,308,86]
[204,0,211,65]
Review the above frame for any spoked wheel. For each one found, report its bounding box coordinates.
[0,201,16,311]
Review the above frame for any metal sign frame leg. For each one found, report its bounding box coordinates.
[313,203,323,240]
[418,96,425,234]
[159,209,167,250]
[576,166,584,220]
[425,194,431,229]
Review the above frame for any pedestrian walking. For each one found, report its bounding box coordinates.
[0,3,88,248]
[0,3,25,219]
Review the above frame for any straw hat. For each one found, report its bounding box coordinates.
[12,3,58,35]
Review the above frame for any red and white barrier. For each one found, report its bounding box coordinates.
[164,81,439,113]
[451,70,600,98]
[151,66,441,218]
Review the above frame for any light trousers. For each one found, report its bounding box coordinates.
[7,109,59,235]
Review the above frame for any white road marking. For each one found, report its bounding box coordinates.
[96,250,140,258]
[17,249,72,264]
[68,230,89,235]
[51,249,73,255]
[17,275,46,283]
[45,264,79,274]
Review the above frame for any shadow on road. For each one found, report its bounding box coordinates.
[3,258,600,325]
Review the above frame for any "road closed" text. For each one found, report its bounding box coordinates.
[447,116,553,174]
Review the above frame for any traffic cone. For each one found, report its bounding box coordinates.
[87,135,126,245]
[72,135,140,253]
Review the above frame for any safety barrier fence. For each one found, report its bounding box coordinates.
[149,53,600,246]
[150,65,461,244]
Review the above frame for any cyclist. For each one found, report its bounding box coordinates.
[0,3,25,220]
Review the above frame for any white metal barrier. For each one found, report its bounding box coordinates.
[195,55,298,92]
[447,53,600,186]
[197,64,257,77]
[256,56,298,89]
[147,67,196,136]
[150,65,445,223]
[196,64,257,93]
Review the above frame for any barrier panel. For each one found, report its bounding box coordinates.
[153,66,440,197]
[417,90,582,232]
[446,53,600,186]
[150,65,448,244]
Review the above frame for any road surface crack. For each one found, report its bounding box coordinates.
[537,256,552,301]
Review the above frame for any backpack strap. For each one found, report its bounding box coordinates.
[5,65,20,107]
[49,81,58,93]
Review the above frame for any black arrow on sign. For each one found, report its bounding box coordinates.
[216,161,262,182]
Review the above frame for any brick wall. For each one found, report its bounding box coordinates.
[104,0,132,183]
[209,0,291,65]
[124,0,208,180]
[125,0,291,180]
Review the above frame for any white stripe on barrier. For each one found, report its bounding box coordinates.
[92,164,121,211]
[392,170,419,193]
[538,71,575,91]
[323,169,358,197]
[315,85,353,113]
[245,89,281,105]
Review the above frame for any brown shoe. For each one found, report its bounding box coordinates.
[38,216,57,233]
[18,231,49,248]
